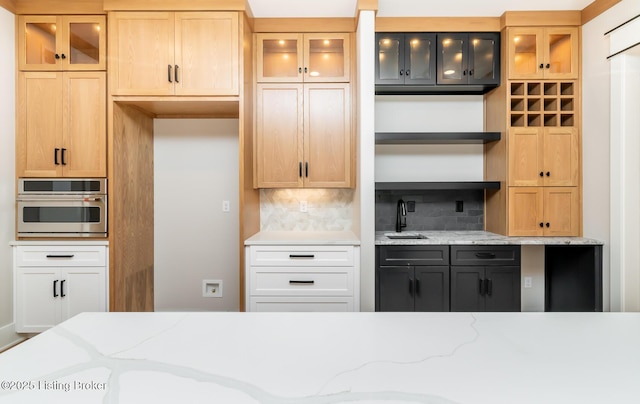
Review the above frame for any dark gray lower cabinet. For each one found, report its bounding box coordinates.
[450,246,521,312]
[376,245,521,312]
[376,246,449,312]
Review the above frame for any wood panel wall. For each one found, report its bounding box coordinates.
[110,103,155,312]
[239,13,260,312]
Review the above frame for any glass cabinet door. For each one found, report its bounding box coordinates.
[544,27,578,79]
[437,34,467,85]
[404,33,436,85]
[375,33,404,85]
[507,28,542,79]
[256,33,303,82]
[304,33,350,82]
[19,16,106,71]
[468,33,500,85]
[65,16,106,70]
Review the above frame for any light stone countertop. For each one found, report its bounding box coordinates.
[10,240,109,246]
[245,231,360,245]
[0,311,638,403]
[376,230,604,245]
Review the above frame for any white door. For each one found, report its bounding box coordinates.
[16,268,60,333]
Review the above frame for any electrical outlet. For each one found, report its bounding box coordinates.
[407,201,416,212]
[222,200,230,212]
[203,280,223,297]
[300,201,308,212]
[524,277,532,288]
[456,201,464,212]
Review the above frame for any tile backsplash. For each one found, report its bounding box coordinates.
[376,190,484,231]
[261,189,354,231]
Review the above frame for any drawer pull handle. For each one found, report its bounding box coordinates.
[46,254,75,259]
[475,252,496,259]
[289,280,315,285]
[289,254,315,258]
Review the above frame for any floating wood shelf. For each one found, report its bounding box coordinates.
[375,132,501,144]
[375,182,501,191]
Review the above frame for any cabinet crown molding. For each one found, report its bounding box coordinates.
[103,0,247,11]
[500,11,581,28]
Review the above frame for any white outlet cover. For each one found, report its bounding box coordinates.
[203,280,223,297]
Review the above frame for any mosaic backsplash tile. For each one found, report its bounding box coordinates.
[376,189,484,231]
[260,189,354,231]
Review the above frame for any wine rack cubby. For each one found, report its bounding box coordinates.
[509,81,576,127]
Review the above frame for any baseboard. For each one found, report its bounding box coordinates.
[0,322,26,353]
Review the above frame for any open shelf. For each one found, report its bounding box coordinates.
[509,81,576,127]
[375,132,500,144]
[375,181,501,191]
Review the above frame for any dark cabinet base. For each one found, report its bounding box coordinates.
[545,245,603,312]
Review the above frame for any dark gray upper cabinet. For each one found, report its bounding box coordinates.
[375,33,436,86]
[437,33,501,86]
[376,31,500,94]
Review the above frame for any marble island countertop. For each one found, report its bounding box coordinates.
[1,312,638,403]
[376,230,604,245]
[245,231,360,245]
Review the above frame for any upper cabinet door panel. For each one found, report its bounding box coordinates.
[375,33,405,85]
[507,27,578,80]
[303,33,350,83]
[109,12,175,95]
[507,28,542,80]
[468,33,500,85]
[257,33,303,83]
[19,16,106,71]
[404,33,436,85]
[174,12,239,95]
[544,27,579,80]
[437,33,467,85]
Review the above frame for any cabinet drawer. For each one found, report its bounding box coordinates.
[16,246,106,267]
[378,245,449,266]
[249,297,354,312]
[250,267,353,296]
[249,245,354,267]
[450,246,520,266]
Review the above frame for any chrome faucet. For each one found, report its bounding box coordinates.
[396,199,407,232]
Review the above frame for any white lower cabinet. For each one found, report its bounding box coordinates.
[14,244,108,333]
[246,245,360,312]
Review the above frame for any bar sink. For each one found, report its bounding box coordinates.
[384,233,428,240]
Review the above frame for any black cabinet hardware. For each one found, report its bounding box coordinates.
[61,148,67,165]
[399,69,404,76]
[298,67,302,73]
[55,54,60,59]
[486,279,492,296]
[175,65,180,83]
[546,63,550,69]
[540,222,544,228]
[289,254,314,258]
[539,171,544,177]
[409,278,414,295]
[46,254,75,258]
[546,172,550,176]
[546,223,550,228]
[60,280,66,297]
[289,280,314,284]
[304,67,308,73]
[53,280,58,297]
[479,279,484,295]
[299,162,302,177]
[168,65,172,83]
[305,162,309,177]
[475,252,496,259]
[54,148,60,165]
[539,63,544,69]
[415,278,420,295]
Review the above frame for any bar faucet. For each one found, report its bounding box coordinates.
[396,199,407,232]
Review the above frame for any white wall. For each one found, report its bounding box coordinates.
[582,0,640,311]
[154,119,240,311]
[0,7,18,350]
[375,95,484,182]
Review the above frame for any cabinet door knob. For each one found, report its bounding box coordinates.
[539,171,544,177]
[546,222,550,228]
[546,172,550,176]
[406,69,411,77]
[61,54,66,59]
[539,222,544,228]
[298,67,302,73]
[469,69,474,76]
[463,70,467,76]
[546,63,550,69]
[304,67,308,73]
[539,63,544,69]
[399,69,404,76]
[55,53,60,59]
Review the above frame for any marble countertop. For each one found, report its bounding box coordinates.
[1,312,638,403]
[376,231,604,245]
[10,240,109,246]
[245,231,360,246]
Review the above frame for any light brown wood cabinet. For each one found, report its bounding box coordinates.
[255,83,352,188]
[109,12,239,96]
[507,27,579,80]
[18,15,106,71]
[508,127,579,187]
[17,71,106,178]
[256,33,350,83]
[508,187,580,236]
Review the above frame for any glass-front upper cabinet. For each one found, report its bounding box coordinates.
[375,33,436,85]
[507,27,578,80]
[18,15,106,71]
[256,33,350,83]
[437,33,500,86]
